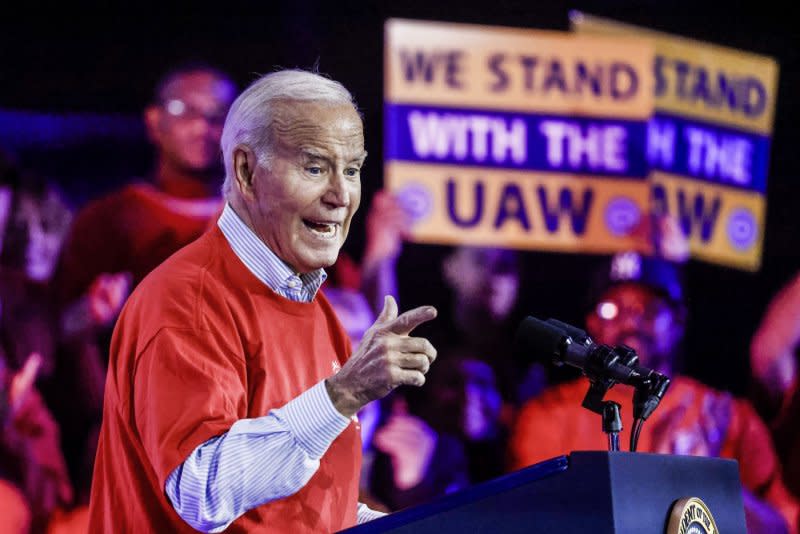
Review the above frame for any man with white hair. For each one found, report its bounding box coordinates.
[88,69,438,533]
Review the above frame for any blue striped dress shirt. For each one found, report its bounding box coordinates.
[164,203,384,532]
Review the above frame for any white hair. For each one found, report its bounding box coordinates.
[220,69,358,199]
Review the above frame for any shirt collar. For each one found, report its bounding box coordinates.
[217,203,327,301]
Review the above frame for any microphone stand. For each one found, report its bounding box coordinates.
[577,344,630,452]
[574,341,669,452]
[603,402,622,452]
[544,321,632,452]
[525,318,671,453]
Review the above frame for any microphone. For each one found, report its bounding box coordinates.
[516,316,670,420]
[544,318,592,346]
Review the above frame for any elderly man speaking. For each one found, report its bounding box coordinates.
[88,69,438,533]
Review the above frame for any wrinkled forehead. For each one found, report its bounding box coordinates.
[271,100,365,154]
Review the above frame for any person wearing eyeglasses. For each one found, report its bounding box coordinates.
[509,251,799,534]
[41,66,236,527]
[53,62,237,327]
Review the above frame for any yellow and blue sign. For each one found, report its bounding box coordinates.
[384,18,654,254]
[572,13,779,270]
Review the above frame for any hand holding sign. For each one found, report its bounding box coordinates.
[631,213,690,262]
[326,296,437,417]
[363,190,412,268]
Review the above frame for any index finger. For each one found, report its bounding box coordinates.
[384,305,437,335]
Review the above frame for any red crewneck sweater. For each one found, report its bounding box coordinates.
[88,225,360,533]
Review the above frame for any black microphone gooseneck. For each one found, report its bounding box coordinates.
[515,316,671,452]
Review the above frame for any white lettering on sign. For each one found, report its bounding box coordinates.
[539,120,627,172]
[684,126,752,185]
[408,111,527,164]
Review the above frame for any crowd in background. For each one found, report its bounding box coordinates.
[1,62,799,533]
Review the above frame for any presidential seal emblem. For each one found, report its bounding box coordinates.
[667,497,719,534]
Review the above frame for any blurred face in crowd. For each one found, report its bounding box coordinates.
[444,247,520,321]
[233,101,366,273]
[2,188,72,282]
[19,190,72,281]
[586,283,683,375]
[145,70,236,175]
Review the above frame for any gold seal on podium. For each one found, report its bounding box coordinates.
[667,497,719,534]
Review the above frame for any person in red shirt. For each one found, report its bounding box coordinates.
[46,67,235,512]
[54,62,237,324]
[88,69,438,533]
[510,252,799,534]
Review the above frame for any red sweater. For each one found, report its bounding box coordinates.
[88,226,360,533]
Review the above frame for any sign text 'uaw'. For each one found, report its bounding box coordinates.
[384,18,654,255]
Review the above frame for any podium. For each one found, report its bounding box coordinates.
[341,451,747,533]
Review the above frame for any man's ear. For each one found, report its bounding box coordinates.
[143,105,161,144]
[233,146,258,200]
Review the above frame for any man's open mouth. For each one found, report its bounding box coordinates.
[303,219,339,238]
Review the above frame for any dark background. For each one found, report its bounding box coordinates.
[0,2,797,395]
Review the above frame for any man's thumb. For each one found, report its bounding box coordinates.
[377,295,398,324]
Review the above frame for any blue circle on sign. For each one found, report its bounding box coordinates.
[605,197,641,236]
[727,208,758,250]
[396,182,433,222]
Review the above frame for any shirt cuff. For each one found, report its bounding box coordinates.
[357,502,388,524]
[281,380,352,458]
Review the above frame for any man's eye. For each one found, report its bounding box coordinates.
[344,168,360,177]
[307,166,323,175]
